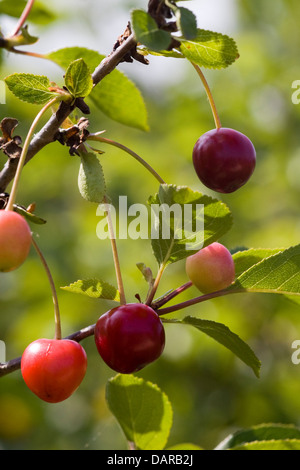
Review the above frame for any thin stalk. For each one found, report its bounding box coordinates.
[146,239,174,306]
[10,48,47,60]
[11,0,36,37]
[5,97,60,212]
[157,288,244,316]
[152,281,193,310]
[88,134,166,185]
[191,62,222,130]
[103,195,127,305]
[31,237,62,340]
[145,263,166,306]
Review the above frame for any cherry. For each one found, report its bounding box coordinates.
[0,210,32,272]
[21,338,87,403]
[192,127,256,193]
[94,303,165,374]
[186,242,235,294]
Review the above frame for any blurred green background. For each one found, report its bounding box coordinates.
[0,0,300,450]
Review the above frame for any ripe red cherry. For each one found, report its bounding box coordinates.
[192,128,256,193]
[186,242,235,294]
[21,339,87,403]
[0,210,32,272]
[94,303,165,374]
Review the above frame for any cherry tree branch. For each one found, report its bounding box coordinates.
[0,286,244,378]
[0,33,137,193]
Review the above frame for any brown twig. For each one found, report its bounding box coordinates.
[0,33,137,192]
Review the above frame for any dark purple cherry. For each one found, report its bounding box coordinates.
[94,303,165,374]
[193,127,256,193]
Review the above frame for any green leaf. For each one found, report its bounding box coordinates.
[232,248,283,277]
[131,9,172,52]
[78,151,106,203]
[47,47,149,131]
[148,184,233,267]
[89,68,149,131]
[14,206,47,225]
[6,25,38,48]
[229,244,300,296]
[164,316,260,378]
[4,73,60,105]
[178,29,239,69]
[47,47,101,73]
[0,0,56,24]
[136,263,154,287]
[64,59,93,98]
[143,48,183,59]
[175,7,197,40]
[167,443,203,450]
[106,374,173,450]
[61,279,120,302]
[230,439,300,450]
[215,423,300,450]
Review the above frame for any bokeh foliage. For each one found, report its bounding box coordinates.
[0,0,300,450]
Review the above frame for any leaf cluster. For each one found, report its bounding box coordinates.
[106,375,300,450]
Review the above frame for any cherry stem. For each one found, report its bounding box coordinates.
[103,195,127,305]
[31,237,62,340]
[191,62,222,130]
[128,441,137,451]
[156,287,244,316]
[0,287,245,377]
[88,134,166,185]
[10,48,47,60]
[11,0,35,37]
[5,97,60,213]
[151,281,193,309]
[146,241,174,306]
[145,263,166,306]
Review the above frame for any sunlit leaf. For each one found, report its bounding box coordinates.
[106,374,173,450]
[64,59,93,98]
[215,423,300,450]
[178,29,239,68]
[4,73,60,105]
[61,279,120,302]
[229,245,300,296]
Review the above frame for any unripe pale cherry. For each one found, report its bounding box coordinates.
[186,242,235,294]
[94,303,165,374]
[193,128,256,193]
[0,210,32,272]
[21,338,88,403]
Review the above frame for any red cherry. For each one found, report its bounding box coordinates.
[94,303,165,374]
[186,242,235,293]
[192,128,256,193]
[0,210,32,272]
[21,339,87,403]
